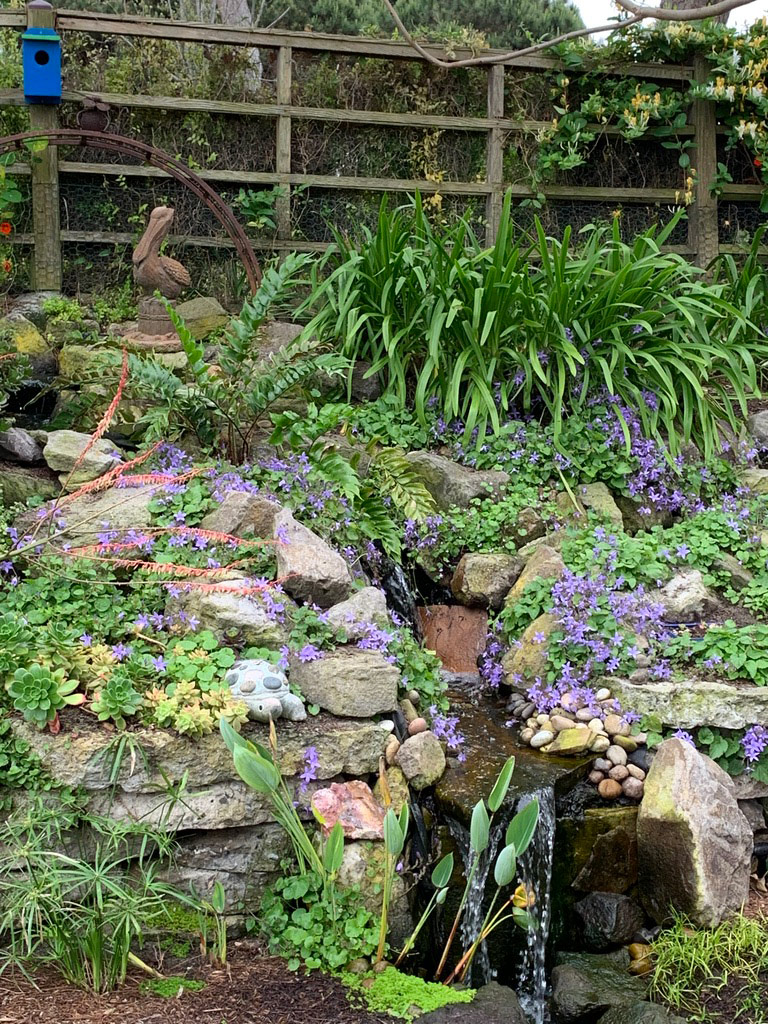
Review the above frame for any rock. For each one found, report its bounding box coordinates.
[638,738,753,926]
[712,553,753,590]
[311,780,386,839]
[558,482,624,529]
[604,715,628,737]
[395,731,446,789]
[576,892,646,949]
[530,730,555,749]
[43,430,122,490]
[606,746,627,767]
[614,495,672,534]
[546,728,595,755]
[325,586,389,637]
[591,736,611,754]
[589,770,606,785]
[173,296,229,338]
[551,951,647,1022]
[0,428,43,463]
[730,775,768,800]
[609,676,768,732]
[551,715,576,732]
[504,545,565,609]
[374,765,410,813]
[225,659,306,722]
[385,736,401,765]
[0,312,48,356]
[12,714,394,829]
[613,736,638,753]
[400,699,419,723]
[418,980,529,1024]
[627,766,646,781]
[408,717,427,736]
[52,484,155,546]
[419,605,488,674]
[609,766,629,782]
[289,647,398,718]
[594,759,613,773]
[599,779,623,800]
[748,410,768,447]
[0,462,59,506]
[573,814,639,894]
[168,576,289,648]
[658,570,719,622]
[589,718,606,733]
[502,612,559,683]
[622,778,645,800]
[404,451,509,510]
[274,508,353,608]
[739,468,768,494]
[338,841,410,946]
[451,552,523,610]
[10,291,58,330]
[597,1003,687,1024]
[201,491,281,539]
[738,798,766,832]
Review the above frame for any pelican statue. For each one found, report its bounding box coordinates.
[132,205,191,299]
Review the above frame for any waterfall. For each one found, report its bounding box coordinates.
[517,787,557,1024]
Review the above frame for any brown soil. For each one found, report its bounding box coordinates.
[0,943,389,1024]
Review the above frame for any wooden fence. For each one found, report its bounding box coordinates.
[0,5,766,292]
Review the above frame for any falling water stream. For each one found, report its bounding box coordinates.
[518,788,557,1024]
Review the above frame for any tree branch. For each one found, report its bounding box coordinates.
[379,0,757,69]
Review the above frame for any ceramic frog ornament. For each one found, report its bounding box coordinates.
[224,659,307,722]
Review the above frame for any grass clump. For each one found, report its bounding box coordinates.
[139,976,206,998]
[650,913,768,1023]
[345,966,475,1021]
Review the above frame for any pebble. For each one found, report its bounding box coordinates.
[598,778,622,800]
[591,735,611,754]
[593,758,613,773]
[613,735,638,753]
[408,717,427,736]
[347,958,370,974]
[627,765,646,781]
[622,777,645,800]
[576,708,594,722]
[628,943,652,961]
[629,669,650,683]
[588,770,605,785]
[634,653,651,668]
[628,748,652,772]
[595,687,612,701]
[407,689,421,706]
[385,736,401,765]
[560,691,575,710]
[530,730,555,749]
[519,702,535,720]
[609,765,629,782]
[588,718,606,734]
[400,698,419,723]
[634,731,648,745]
[604,714,631,737]
[551,715,576,732]
[629,957,653,977]
[536,713,551,726]
[520,727,535,743]
[606,744,628,767]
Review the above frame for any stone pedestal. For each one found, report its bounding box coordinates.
[137,296,175,336]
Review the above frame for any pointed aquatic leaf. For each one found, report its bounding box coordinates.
[233,745,280,794]
[470,800,490,854]
[383,809,405,857]
[506,797,539,857]
[323,821,345,875]
[487,756,516,813]
[493,843,517,888]
[431,852,454,890]
[436,887,448,905]
[398,802,410,839]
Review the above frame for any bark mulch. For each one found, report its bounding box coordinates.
[0,943,389,1024]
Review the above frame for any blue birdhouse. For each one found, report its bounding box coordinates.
[21,27,62,105]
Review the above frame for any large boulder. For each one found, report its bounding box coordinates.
[200,491,281,539]
[58,484,155,546]
[0,312,48,356]
[504,545,565,608]
[288,647,399,718]
[609,676,768,731]
[551,951,648,1023]
[173,296,229,338]
[657,570,719,623]
[637,738,753,926]
[0,428,44,463]
[274,509,353,608]
[597,1005,686,1024]
[451,552,523,610]
[419,981,529,1024]
[0,462,58,506]
[404,451,509,510]
[748,410,768,448]
[557,483,624,530]
[42,430,122,490]
[325,586,389,637]
[311,780,386,839]
[737,468,768,495]
[395,730,446,789]
[168,576,289,648]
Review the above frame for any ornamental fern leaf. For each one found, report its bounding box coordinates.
[371,448,437,521]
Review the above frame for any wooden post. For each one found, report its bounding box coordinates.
[275,46,292,246]
[26,0,62,291]
[689,55,719,270]
[485,64,505,245]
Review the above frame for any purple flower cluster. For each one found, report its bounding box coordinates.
[429,704,466,762]
[298,745,319,794]
[479,619,506,689]
[742,725,768,764]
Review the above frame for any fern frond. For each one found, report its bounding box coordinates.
[371,448,437,521]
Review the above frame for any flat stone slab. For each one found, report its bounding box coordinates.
[609,675,768,731]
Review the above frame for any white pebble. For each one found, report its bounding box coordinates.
[595,688,611,701]
[591,735,611,754]
[606,744,628,767]
[588,718,606,733]
[530,730,555,749]
[536,713,551,726]
[576,708,594,722]
[520,728,535,743]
